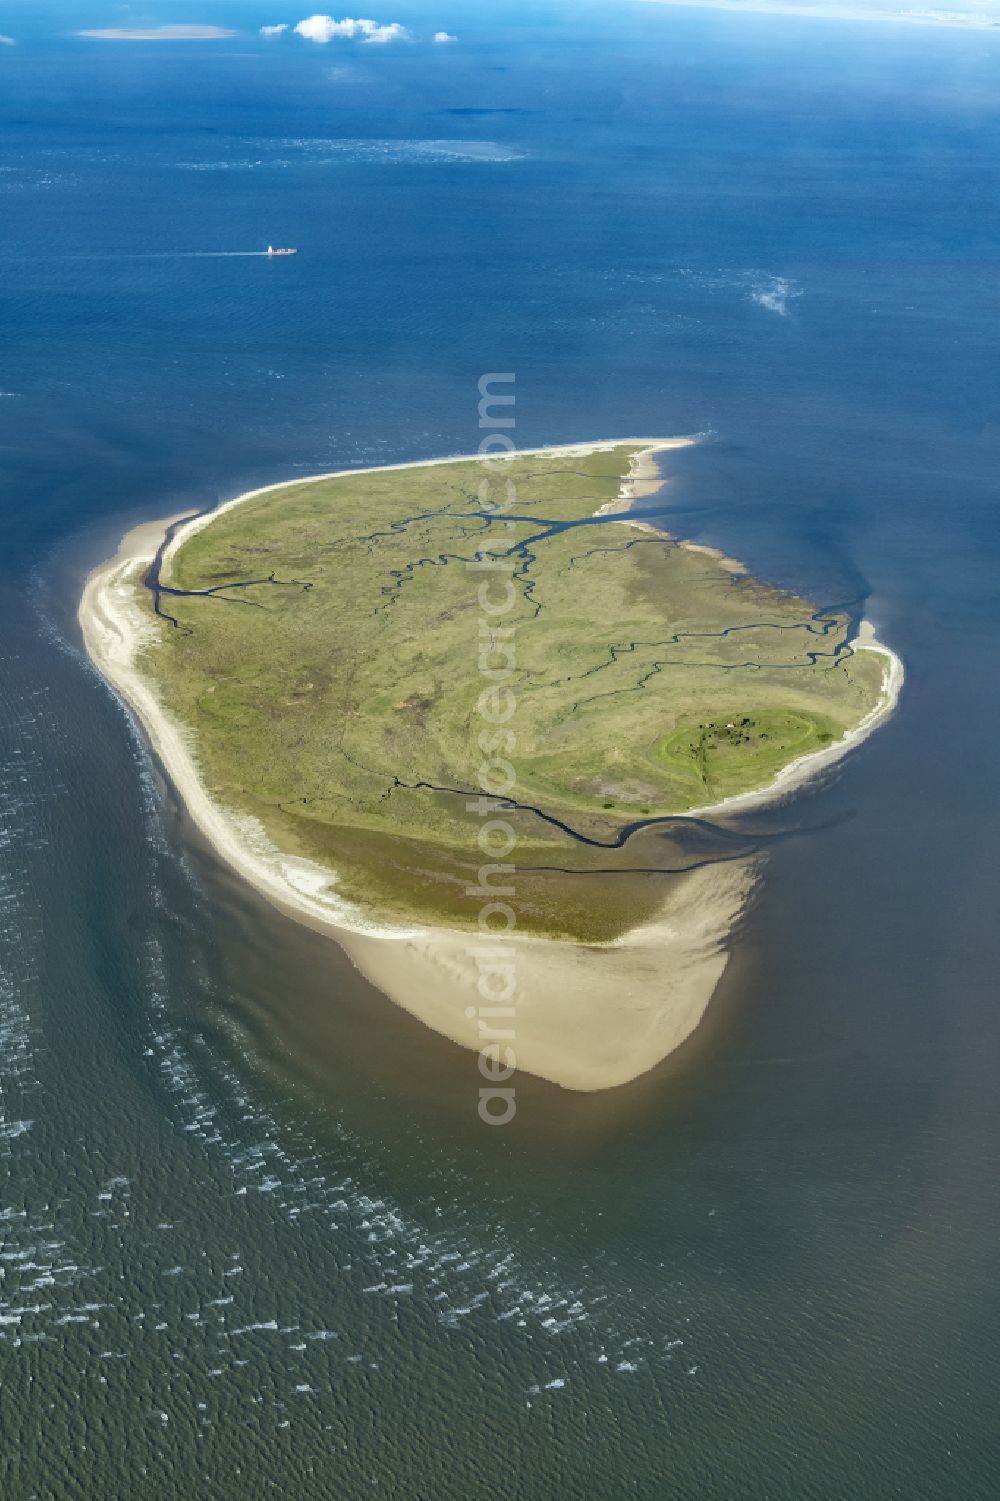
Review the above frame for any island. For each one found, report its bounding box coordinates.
[80,441,902,1090]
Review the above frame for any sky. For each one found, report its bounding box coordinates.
[3,0,1000,48]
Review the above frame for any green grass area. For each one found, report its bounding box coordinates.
[658,708,840,800]
[137,445,886,937]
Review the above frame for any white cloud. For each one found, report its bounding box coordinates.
[76,25,235,40]
[293,15,409,43]
[260,23,290,36]
[362,21,408,42]
[433,30,458,42]
[294,14,355,40]
[0,33,16,45]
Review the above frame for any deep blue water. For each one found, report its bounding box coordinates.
[2,5,1000,1497]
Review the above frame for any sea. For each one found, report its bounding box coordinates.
[2,3,1000,1496]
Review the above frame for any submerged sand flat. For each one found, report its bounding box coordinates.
[79,441,902,1090]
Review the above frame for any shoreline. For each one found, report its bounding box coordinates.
[683,618,904,820]
[159,436,695,572]
[603,466,904,821]
[78,439,900,1091]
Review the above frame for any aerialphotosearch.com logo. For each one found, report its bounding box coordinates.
[467,372,519,1126]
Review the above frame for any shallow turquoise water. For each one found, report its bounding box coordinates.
[2,6,1000,1496]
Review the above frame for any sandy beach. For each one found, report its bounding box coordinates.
[79,440,900,1091]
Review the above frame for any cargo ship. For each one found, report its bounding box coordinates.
[266,245,297,257]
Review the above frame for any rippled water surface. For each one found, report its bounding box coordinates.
[2,6,1000,1497]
